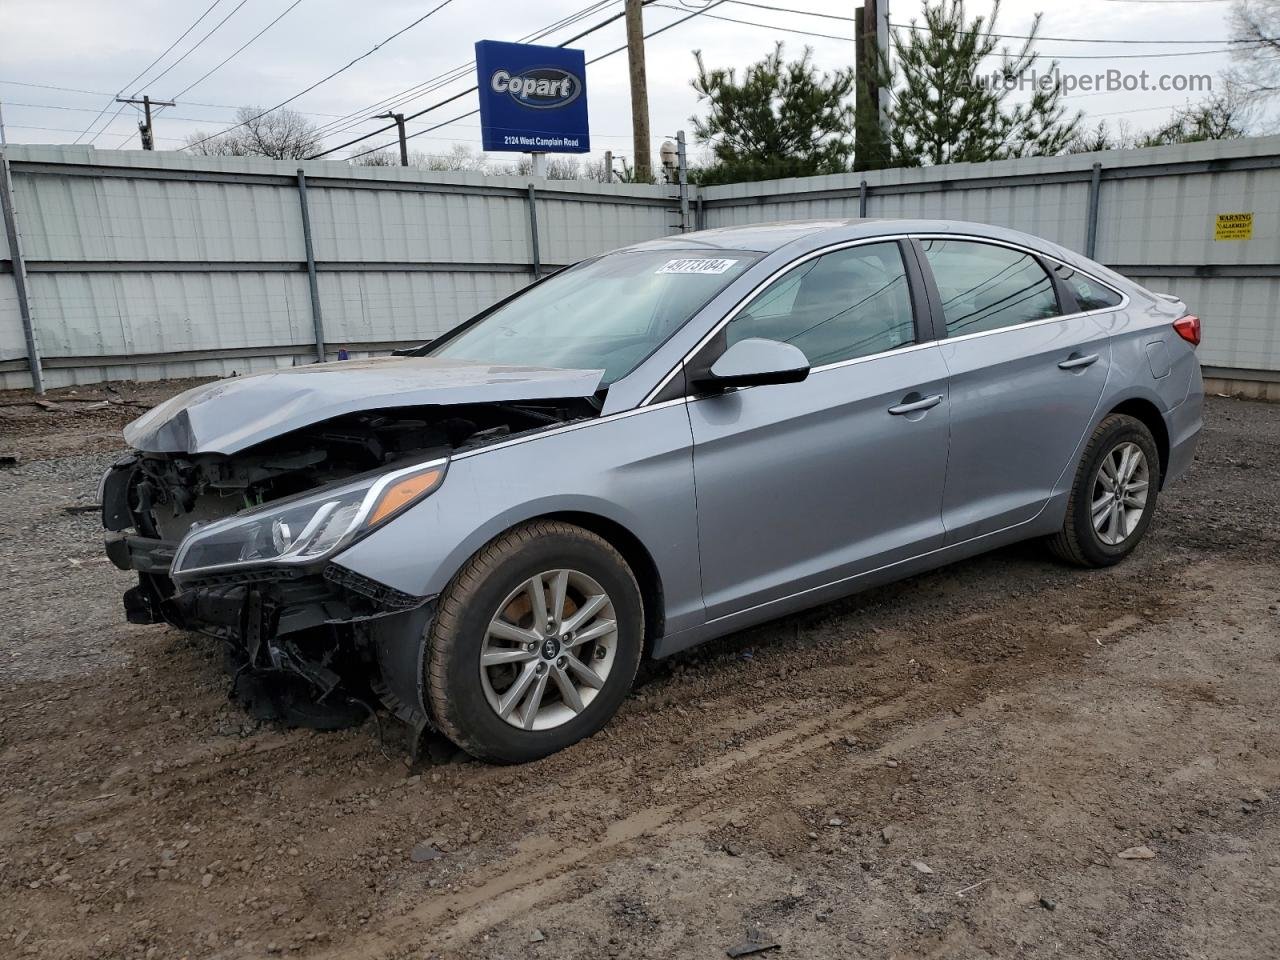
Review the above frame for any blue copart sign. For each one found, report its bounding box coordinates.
[475,40,590,153]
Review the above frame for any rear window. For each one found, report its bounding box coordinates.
[919,239,1059,336]
[1054,264,1124,311]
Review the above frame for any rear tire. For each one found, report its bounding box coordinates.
[425,521,643,764]
[1048,413,1161,568]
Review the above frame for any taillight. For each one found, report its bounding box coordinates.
[1173,315,1200,347]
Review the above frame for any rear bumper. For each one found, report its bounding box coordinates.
[1164,380,1204,486]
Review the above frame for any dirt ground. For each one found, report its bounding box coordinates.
[1,382,1278,960]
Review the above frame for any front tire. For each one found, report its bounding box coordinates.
[1048,413,1161,568]
[425,521,643,763]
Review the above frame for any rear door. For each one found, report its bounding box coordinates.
[914,237,1113,542]
[686,239,951,621]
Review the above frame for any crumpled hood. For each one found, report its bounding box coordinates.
[124,356,606,455]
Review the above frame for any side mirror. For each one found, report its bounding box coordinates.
[692,337,810,392]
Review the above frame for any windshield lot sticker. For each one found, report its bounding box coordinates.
[657,258,740,275]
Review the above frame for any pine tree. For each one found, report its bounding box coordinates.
[883,0,1080,165]
[689,43,857,184]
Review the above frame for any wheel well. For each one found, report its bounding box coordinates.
[1108,398,1170,485]
[541,511,665,658]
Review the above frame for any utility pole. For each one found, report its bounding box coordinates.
[376,111,408,166]
[116,95,175,151]
[0,98,7,145]
[853,0,891,172]
[624,0,652,183]
[603,150,613,183]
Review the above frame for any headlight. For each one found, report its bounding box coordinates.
[171,459,446,579]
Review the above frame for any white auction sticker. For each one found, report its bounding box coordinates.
[656,258,739,275]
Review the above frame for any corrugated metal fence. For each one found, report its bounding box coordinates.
[1,137,1277,391]
[0,145,680,390]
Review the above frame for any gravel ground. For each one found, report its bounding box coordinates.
[1,385,1278,960]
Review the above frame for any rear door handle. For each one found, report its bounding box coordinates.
[888,394,943,416]
[1058,353,1099,370]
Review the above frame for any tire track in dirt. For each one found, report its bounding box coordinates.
[319,576,1188,958]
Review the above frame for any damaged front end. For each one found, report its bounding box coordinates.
[102,386,600,737]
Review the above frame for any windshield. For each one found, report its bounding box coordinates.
[429,249,759,385]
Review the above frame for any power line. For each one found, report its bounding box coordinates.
[887,22,1240,44]
[310,1,650,160]
[72,0,224,144]
[310,0,616,142]
[87,0,256,146]
[725,0,854,22]
[652,3,851,40]
[134,0,254,95]
[171,0,307,100]
[672,6,1263,60]
[183,0,462,153]
[341,0,730,162]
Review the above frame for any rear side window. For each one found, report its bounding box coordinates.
[725,241,915,366]
[920,239,1059,336]
[1054,263,1123,311]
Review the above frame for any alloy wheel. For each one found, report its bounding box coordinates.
[1091,441,1150,546]
[479,569,619,731]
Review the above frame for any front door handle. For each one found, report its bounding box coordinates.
[1058,353,1099,370]
[888,393,943,416]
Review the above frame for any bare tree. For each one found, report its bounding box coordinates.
[1227,0,1280,106]
[351,150,399,166]
[348,142,605,180]
[1065,119,1140,153]
[420,144,492,172]
[184,107,323,159]
[1138,90,1253,145]
[511,155,582,179]
[1066,92,1251,153]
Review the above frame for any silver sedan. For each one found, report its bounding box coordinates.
[103,219,1204,763]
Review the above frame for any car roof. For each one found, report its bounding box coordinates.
[626,218,1075,259]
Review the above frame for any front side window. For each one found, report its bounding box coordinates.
[430,250,758,385]
[724,241,915,366]
[1054,263,1124,311]
[920,239,1059,336]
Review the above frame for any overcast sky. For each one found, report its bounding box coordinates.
[0,0,1252,167]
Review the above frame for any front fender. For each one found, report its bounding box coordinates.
[330,401,704,637]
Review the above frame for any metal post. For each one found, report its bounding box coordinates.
[603,150,613,183]
[0,153,44,394]
[527,183,542,280]
[696,191,705,231]
[675,130,689,233]
[1085,161,1102,259]
[295,170,326,363]
[377,112,408,166]
[859,179,868,217]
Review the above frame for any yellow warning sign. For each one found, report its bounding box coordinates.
[1215,212,1253,241]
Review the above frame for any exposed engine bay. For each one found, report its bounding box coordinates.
[102,398,598,737]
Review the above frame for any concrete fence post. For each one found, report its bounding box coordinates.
[0,153,44,394]
[295,169,326,363]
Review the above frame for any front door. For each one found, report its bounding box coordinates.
[915,237,1113,542]
[686,240,951,621]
